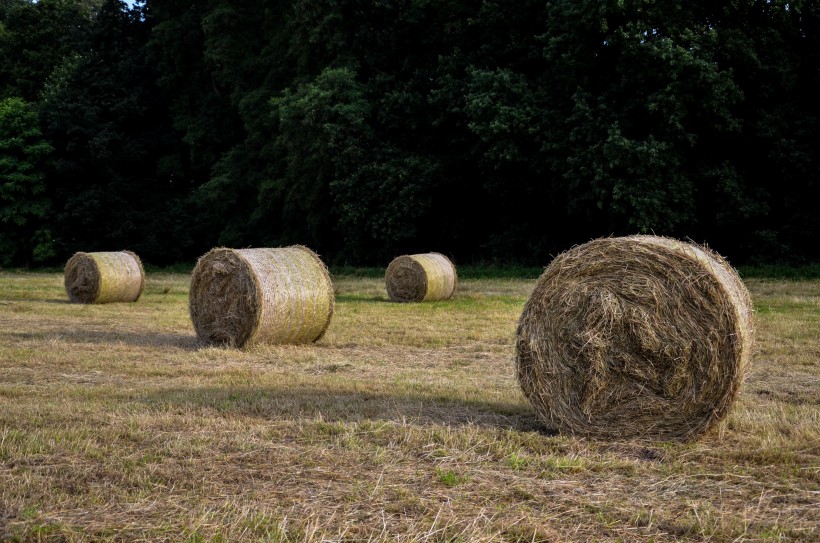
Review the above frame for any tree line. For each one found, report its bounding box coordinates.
[1,0,818,268]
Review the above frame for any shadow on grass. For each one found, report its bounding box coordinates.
[10,329,198,350]
[334,294,390,304]
[31,298,140,305]
[139,383,550,434]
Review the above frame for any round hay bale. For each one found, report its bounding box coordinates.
[189,246,334,348]
[515,235,754,441]
[64,251,146,304]
[385,252,457,302]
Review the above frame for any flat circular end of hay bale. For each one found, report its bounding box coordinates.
[385,253,457,302]
[189,246,335,348]
[515,235,754,441]
[64,250,145,304]
[385,256,428,302]
[64,252,101,303]
[189,248,260,347]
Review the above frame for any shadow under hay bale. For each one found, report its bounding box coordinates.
[64,251,145,304]
[385,253,457,302]
[515,235,754,441]
[189,246,334,348]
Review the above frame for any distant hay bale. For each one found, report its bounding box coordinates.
[516,235,754,441]
[64,251,145,304]
[385,252,457,302]
[189,246,334,348]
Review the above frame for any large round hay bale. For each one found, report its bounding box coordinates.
[516,235,754,441]
[64,251,146,304]
[189,246,334,348]
[385,252,457,302]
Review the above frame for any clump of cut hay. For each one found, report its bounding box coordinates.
[64,251,146,304]
[189,246,334,348]
[516,235,754,441]
[385,252,457,302]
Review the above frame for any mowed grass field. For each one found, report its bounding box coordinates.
[0,271,818,542]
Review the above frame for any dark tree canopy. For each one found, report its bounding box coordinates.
[0,0,817,267]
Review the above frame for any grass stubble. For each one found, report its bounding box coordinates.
[0,272,817,542]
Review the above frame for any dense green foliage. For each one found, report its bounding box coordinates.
[0,96,53,265]
[0,0,818,267]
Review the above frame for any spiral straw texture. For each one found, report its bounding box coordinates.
[189,246,334,348]
[64,251,145,304]
[385,253,457,302]
[515,235,754,441]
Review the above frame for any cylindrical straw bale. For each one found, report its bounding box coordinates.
[515,235,754,441]
[64,251,145,304]
[385,252,457,302]
[189,246,334,348]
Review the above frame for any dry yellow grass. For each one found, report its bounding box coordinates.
[0,271,817,542]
